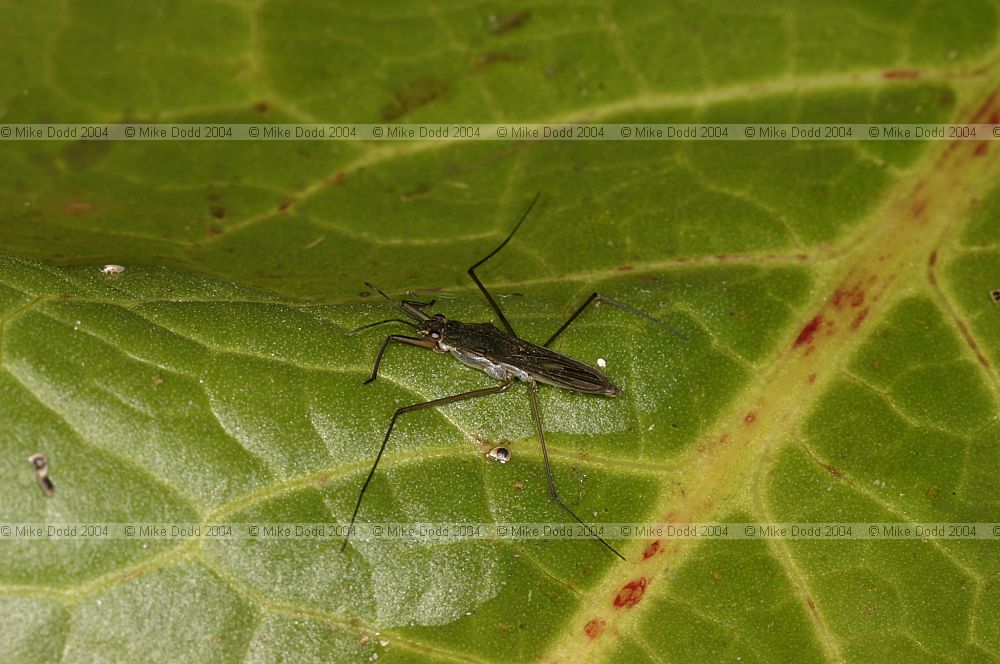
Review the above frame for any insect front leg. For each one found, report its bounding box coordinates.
[341,379,514,552]
[527,380,626,561]
[362,335,437,385]
[543,292,687,348]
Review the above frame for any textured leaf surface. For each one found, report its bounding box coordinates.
[1,2,999,662]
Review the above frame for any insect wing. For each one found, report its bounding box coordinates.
[511,341,617,395]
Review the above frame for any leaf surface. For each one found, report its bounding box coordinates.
[1,2,999,662]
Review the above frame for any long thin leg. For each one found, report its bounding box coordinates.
[467,192,541,337]
[544,292,688,348]
[527,380,626,561]
[341,380,514,552]
[363,335,437,384]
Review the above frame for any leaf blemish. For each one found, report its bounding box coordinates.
[473,51,523,72]
[63,200,96,215]
[488,10,531,35]
[832,282,867,309]
[613,578,647,609]
[851,307,870,329]
[882,69,920,79]
[381,78,450,122]
[743,411,757,425]
[583,618,606,640]
[642,539,661,559]
[793,315,823,348]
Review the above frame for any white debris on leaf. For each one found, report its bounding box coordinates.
[101,264,125,275]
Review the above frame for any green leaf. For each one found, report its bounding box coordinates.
[2,2,999,662]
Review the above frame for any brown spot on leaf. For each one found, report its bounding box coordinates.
[401,182,432,200]
[488,10,531,35]
[883,69,920,79]
[382,78,450,122]
[473,51,523,71]
[63,200,96,215]
[583,618,605,640]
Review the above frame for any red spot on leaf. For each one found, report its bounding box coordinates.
[720,432,731,445]
[330,171,347,185]
[617,265,634,272]
[807,596,816,610]
[744,411,757,425]
[614,578,647,609]
[911,199,928,218]
[794,316,823,347]
[968,92,999,124]
[584,618,606,640]
[807,373,817,383]
[883,69,920,79]
[278,199,295,212]
[975,143,988,157]
[929,250,938,267]
[851,308,870,329]
[643,540,662,559]
[832,282,868,309]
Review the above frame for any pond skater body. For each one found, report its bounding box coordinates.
[421,315,620,397]
[343,193,684,561]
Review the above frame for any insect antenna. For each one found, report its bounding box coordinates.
[363,281,432,322]
[345,318,418,336]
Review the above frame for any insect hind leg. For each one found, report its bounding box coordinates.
[341,379,515,552]
[527,380,626,561]
[543,292,688,348]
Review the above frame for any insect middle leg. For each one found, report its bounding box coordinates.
[362,335,437,384]
[544,292,687,348]
[527,380,625,561]
[341,379,515,552]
